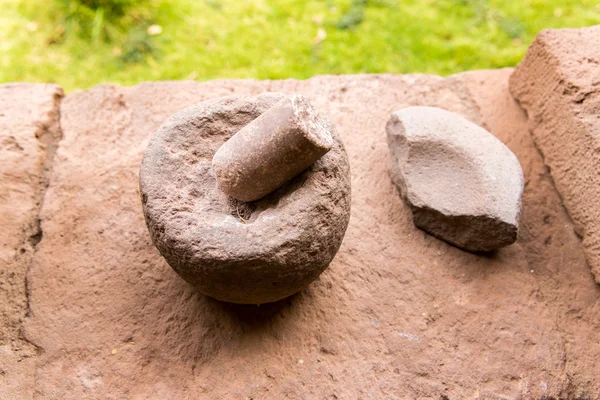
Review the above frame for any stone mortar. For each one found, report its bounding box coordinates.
[139,92,351,304]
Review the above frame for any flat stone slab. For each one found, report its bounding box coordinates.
[140,93,351,304]
[4,70,598,398]
[386,106,524,252]
[510,26,600,283]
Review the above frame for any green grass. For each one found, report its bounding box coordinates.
[1,0,599,92]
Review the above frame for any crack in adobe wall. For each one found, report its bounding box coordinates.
[20,88,65,356]
[0,84,65,399]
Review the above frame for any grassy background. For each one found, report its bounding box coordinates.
[1,0,599,92]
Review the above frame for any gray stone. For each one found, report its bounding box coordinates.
[212,94,333,202]
[386,106,524,252]
[139,92,351,304]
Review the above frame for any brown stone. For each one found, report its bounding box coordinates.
[0,83,62,400]
[139,92,351,304]
[509,26,600,282]
[386,106,524,252]
[1,69,596,399]
[212,94,333,202]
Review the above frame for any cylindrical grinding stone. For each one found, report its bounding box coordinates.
[212,94,333,202]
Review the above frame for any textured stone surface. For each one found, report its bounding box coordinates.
[140,93,350,304]
[212,94,333,202]
[510,26,600,283]
[0,69,594,399]
[0,84,62,400]
[386,106,524,252]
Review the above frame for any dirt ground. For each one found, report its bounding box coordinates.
[1,68,599,398]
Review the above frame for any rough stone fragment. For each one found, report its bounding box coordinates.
[212,94,333,202]
[386,106,524,252]
[0,83,63,400]
[140,93,351,304]
[509,26,600,282]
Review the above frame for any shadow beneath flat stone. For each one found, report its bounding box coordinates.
[473,249,499,259]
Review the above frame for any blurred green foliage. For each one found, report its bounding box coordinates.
[44,0,158,64]
[0,0,598,92]
[51,0,153,40]
[337,0,368,30]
